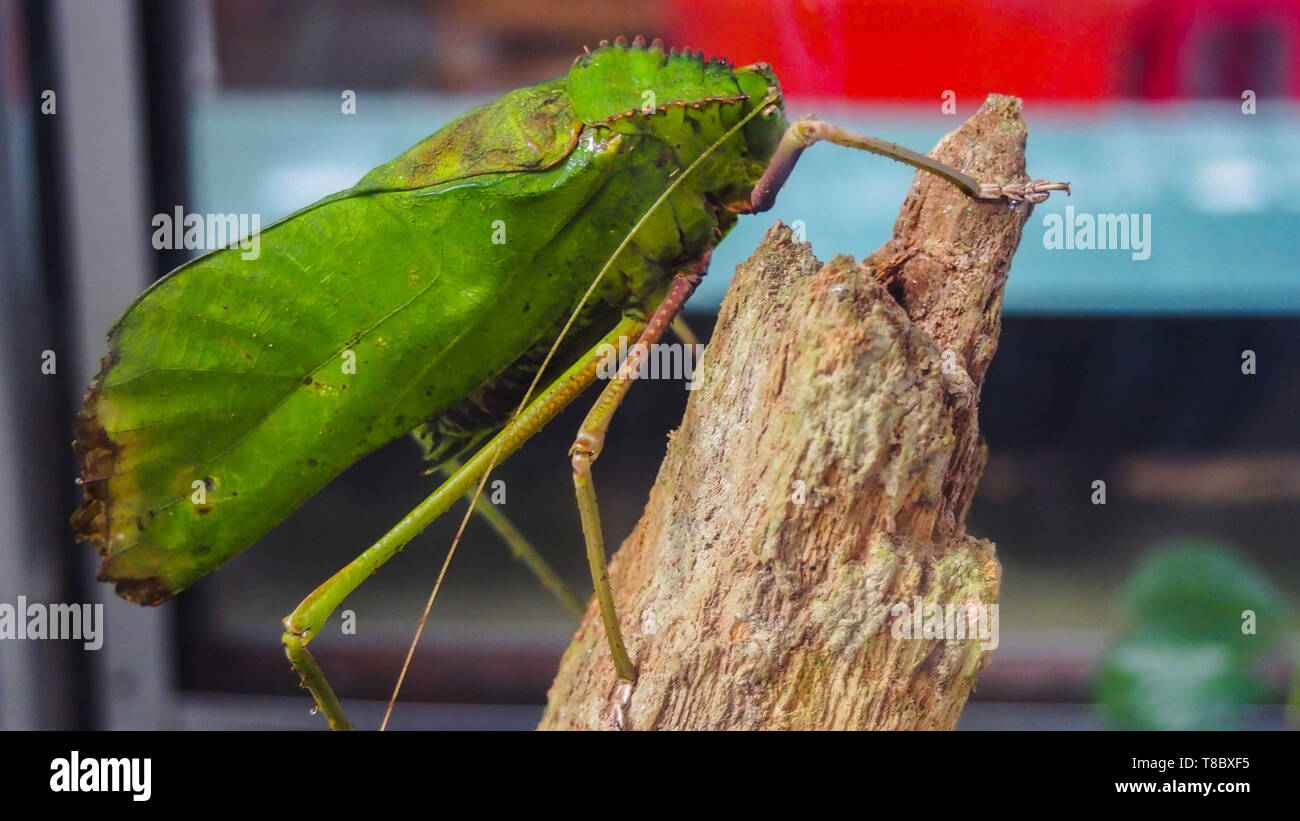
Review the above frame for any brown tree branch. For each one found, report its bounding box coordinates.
[540,95,1043,730]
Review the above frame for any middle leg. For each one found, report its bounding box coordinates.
[569,254,710,684]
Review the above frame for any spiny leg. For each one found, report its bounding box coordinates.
[282,315,647,729]
[749,115,1070,213]
[440,459,584,616]
[569,254,710,686]
[283,628,351,730]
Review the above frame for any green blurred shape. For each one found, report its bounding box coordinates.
[1096,537,1292,730]
[1098,639,1265,730]
[1121,538,1289,649]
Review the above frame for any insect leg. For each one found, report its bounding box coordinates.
[670,314,702,347]
[282,315,648,729]
[569,254,710,685]
[748,116,1070,212]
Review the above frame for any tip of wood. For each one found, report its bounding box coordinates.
[979,94,1024,121]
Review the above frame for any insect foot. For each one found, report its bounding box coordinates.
[977,178,1071,204]
[609,680,635,731]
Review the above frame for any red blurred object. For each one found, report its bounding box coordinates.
[665,0,1300,100]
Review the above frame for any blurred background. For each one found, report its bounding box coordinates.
[0,0,1297,730]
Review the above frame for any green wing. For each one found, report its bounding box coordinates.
[72,80,604,604]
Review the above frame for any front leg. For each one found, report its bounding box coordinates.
[569,254,710,689]
[282,316,648,729]
[749,115,1070,213]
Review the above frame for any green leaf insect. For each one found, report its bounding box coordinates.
[72,35,1068,729]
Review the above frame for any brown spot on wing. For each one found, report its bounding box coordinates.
[72,351,182,606]
[105,574,169,606]
[71,354,117,556]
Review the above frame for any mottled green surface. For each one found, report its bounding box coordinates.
[74,40,788,603]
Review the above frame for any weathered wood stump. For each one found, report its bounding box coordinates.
[541,95,1042,730]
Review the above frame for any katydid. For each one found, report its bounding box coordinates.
[72,35,1067,730]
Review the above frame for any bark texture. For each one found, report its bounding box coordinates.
[541,95,1042,730]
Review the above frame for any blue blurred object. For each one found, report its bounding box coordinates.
[190,95,1300,314]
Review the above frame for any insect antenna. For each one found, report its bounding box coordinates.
[380,91,778,730]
